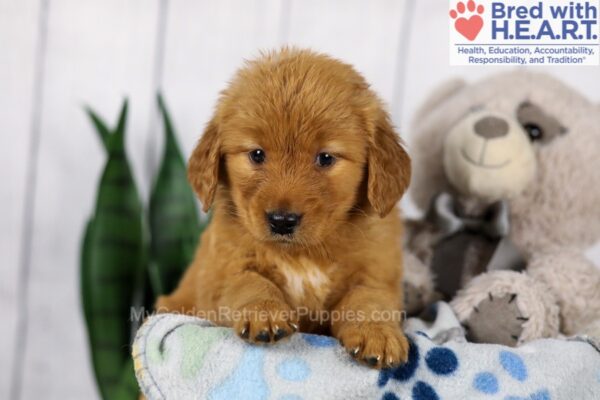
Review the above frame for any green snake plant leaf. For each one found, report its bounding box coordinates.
[81,99,145,400]
[111,359,141,400]
[148,93,205,297]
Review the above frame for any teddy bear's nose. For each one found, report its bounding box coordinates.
[474,116,509,139]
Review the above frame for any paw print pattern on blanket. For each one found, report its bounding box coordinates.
[210,333,333,400]
[273,334,335,399]
[473,350,550,400]
[302,333,338,347]
[276,357,311,382]
[208,346,269,400]
[378,337,459,400]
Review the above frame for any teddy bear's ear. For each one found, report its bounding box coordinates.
[408,79,467,211]
[412,78,466,124]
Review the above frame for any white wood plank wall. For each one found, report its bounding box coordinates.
[1,1,598,398]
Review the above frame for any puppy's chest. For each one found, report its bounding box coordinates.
[275,257,336,310]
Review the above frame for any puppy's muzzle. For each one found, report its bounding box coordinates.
[266,211,302,236]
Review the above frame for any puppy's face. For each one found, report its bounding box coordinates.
[220,100,368,246]
[188,50,411,247]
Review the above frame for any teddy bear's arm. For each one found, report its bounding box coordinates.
[528,247,600,338]
[404,218,442,265]
[450,270,560,346]
[403,250,435,315]
[402,218,444,315]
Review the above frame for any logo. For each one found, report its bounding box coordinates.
[450,1,485,41]
[449,0,600,66]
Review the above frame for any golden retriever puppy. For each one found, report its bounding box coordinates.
[156,48,411,368]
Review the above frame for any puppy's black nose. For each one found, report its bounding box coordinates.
[266,211,302,235]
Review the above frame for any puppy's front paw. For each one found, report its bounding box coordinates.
[234,299,298,344]
[337,322,409,369]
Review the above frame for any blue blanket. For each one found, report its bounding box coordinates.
[133,303,600,400]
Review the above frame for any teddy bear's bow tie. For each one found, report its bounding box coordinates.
[427,192,511,240]
[425,192,525,298]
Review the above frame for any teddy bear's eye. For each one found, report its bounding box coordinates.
[523,123,544,141]
[248,149,266,164]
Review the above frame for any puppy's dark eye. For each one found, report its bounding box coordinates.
[248,149,266,164]
[316,152,335,168]
[523,123,544,141]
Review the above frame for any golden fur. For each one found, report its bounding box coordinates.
[156,48,412,368]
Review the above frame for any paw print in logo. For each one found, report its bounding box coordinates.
[450,0,484,41]
[378,337,459,400]
[473,350,551,400]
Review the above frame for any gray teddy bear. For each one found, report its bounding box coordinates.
[402,71,600,346]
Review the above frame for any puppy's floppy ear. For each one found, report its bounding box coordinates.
[188,117,220,212]
[367,112,411,217]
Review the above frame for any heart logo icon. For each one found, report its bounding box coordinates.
[455,15,483,41]
[450,1,485,41]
